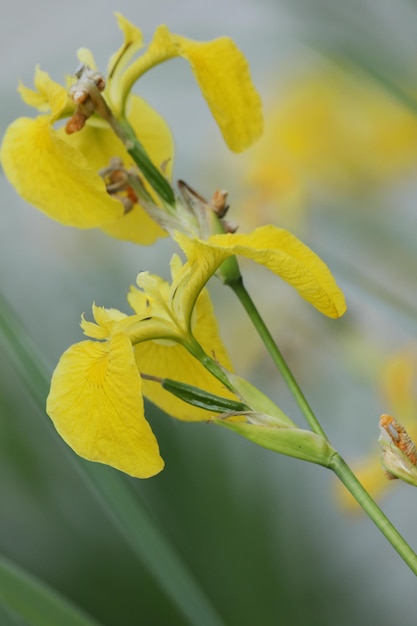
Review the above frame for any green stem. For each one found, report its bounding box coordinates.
[187,337,236,393]
[330,453,417,576]
[228,276,327,439]
[227,277,417,574]
[116,118,176,207]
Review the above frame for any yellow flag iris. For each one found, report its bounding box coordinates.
[47,224,345,478]
[46,253,235,478]
[1,13,262,244]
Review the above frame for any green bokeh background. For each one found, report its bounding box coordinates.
[2,0,417,624]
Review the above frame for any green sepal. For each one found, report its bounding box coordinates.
[214,419,336,467]
[161,378,248,413]
[119,119,176,207]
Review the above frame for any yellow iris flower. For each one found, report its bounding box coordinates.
[1,13,263,245]
[46,225,346,479]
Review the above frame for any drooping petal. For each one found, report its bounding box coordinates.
[47,333,164,478]
[168,30,263,152]
[1,115,124,228]
[120,25,263,152]
[175,226,346,319]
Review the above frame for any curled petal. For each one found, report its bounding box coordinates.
[1,116,124,228]
[107,13,145,114]
[175,226,346,319]
[18,66,69,116]
[111,12,145,69]
[81,304,127,339]
[47,333,164,478]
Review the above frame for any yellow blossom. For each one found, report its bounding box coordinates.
[1,13,262,244]
[46,253,235,478]
[46,224,344,477]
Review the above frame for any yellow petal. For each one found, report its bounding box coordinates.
[18,66,69,117]
[120,25,263,151]
[110,12,144,72]
[175,226,346,319]
[107,13,145,111]
[76,47,97,71]
[1,116,124,228]
[170,31,263,152]
[101,202,167,245]
[81,304,127,339]
[47,333,164,478]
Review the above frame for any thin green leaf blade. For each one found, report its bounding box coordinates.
[0,294,224,626]
[162,378,248,413]
[0,554,100,626]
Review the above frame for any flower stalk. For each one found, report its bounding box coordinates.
[330,453,417,575]
[226,276,417,576]
[228,275,328,439]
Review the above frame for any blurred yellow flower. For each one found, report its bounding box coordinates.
[244,64,417,221]
[1,13,263,244]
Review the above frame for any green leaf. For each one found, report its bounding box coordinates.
[162,378,248,413]
[0,294,225,626]
[0,599,31,625]
[0,554,100,626]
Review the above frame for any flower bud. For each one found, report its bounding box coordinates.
[378,414,417,487]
